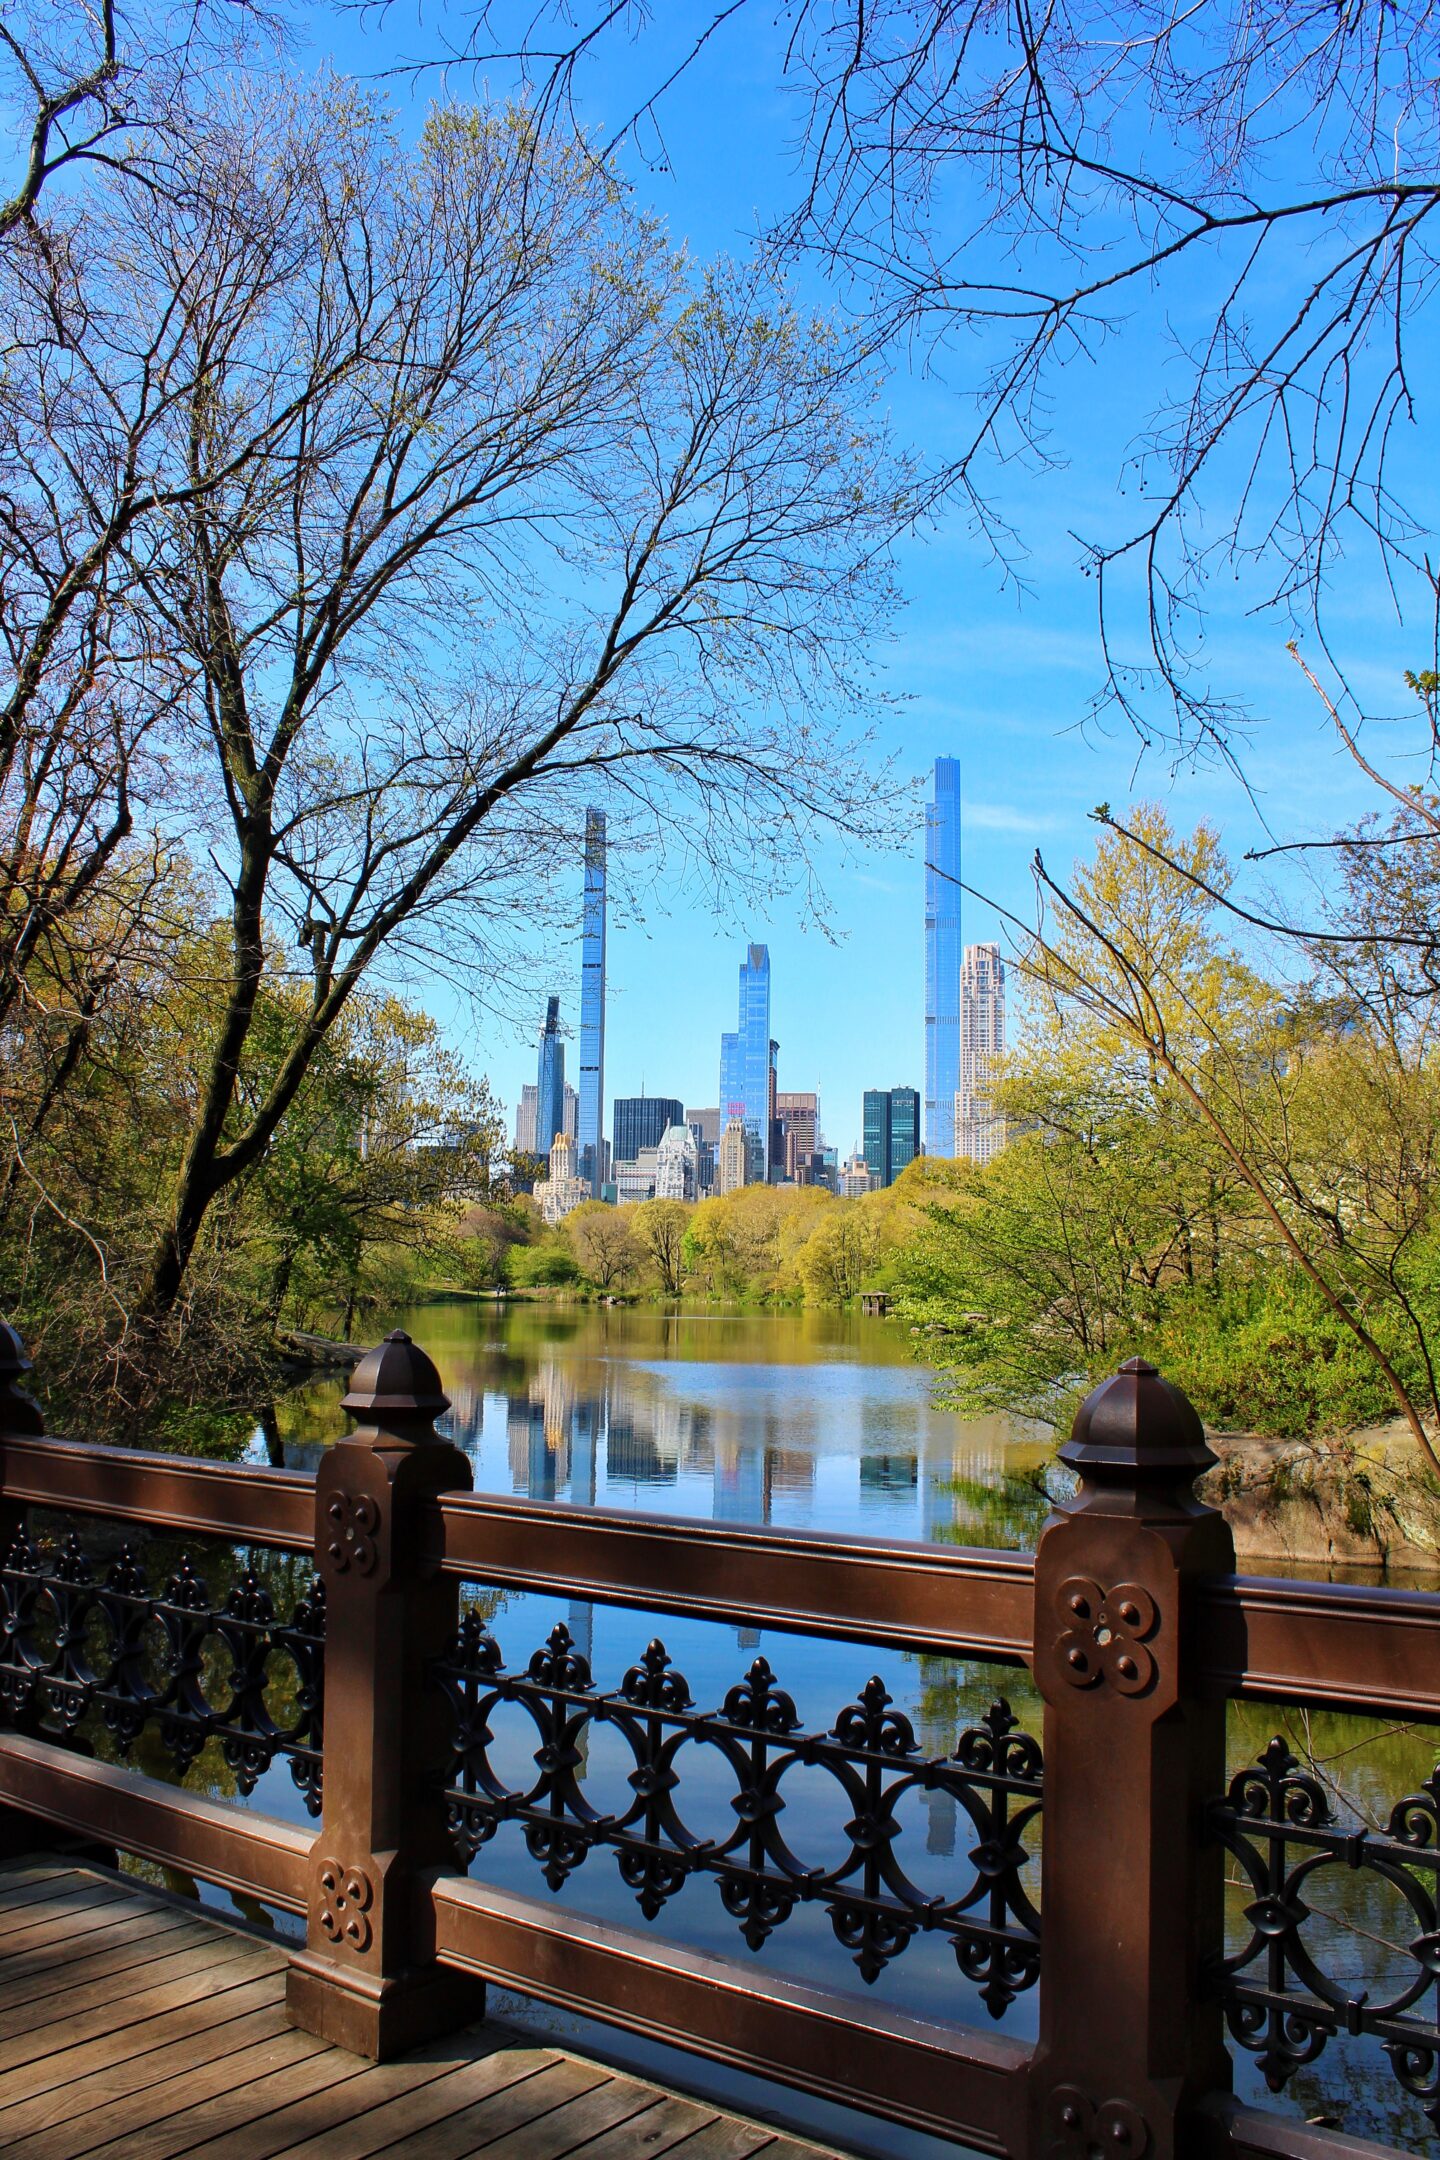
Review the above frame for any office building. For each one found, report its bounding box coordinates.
[536,997,566,1153]
[613,1094,685,1167]
[720,943,774,1182]
[614,1148,661,1204]
[655,1122,699,1202]
[957,942,1007,1163]
[777,1097,820,1166]
[514,1083,538,1156]
[578,807,607,1194]
[863,1085,921,1187]
[925,757,963,1156]
[685,1107,720,1146]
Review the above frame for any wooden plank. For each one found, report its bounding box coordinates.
[664,2120,779,2160]
[553,2094,719,2160]
[0,1858,83,1891]
[0,1877,131,1935]
[75,2041,379,2160]
[461,2075,665,2160]
[0,1932,271,2076]
[4,2017,323,2160]
[0,1967,284,2108]
[263,2046,567,2160]
[157,2037,512,2160]
[372,2061,642,2160]
[1,1929,275,2039]
[0,1888,153,1959]
[0,1906,206,2006]
[0,2000,301,2142]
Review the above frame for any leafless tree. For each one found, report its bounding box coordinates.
[431,1,1440,751]
[47,83,910,1315]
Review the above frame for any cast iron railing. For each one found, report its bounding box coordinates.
[0,1317,1435,2160]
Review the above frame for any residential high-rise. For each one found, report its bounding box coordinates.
[577,807,607,1194]
[862,1085,921,1187]
[957,942,1008,1163]
[514,1084,538,1156]
[654,1122,699,1202]
[562,1083,578,1142]
[719,943,773,1182]
[685,1107,720,1146]
[717,1121,751,1195]
[535,996,566,1153]
[925,757,963,1156]
[612,1094,685,1165]
[535,1129,588,1225]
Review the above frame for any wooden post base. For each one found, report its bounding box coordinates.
[285,1950,487,2060]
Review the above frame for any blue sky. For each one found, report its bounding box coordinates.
[314,5,1440,1157]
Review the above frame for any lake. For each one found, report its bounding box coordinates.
[226,1301,1436,2153]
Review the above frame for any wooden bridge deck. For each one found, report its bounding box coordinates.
[0,1859,844,2160]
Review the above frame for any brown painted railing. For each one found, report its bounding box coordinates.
[0,1320,1435,2160]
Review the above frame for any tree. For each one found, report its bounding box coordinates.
[450,1,1440,745]
[1002,807,1440,1472]
[566,1201,639,1290]
[794,1198,883,1305]
[631,1198,690,1296]
[28,83,905,1321]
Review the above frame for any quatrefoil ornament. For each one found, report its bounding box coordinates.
[316,1857,374,1952]
[1048,2085,1149,2158]
[323,1492,380,1577]
[1055,1577,1158,1694]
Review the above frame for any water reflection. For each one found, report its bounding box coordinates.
[259,1303,1055,1554]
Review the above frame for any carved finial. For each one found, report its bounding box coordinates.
[341,1329,450,1439]
[1061,1357,1214,1494]
[0,1320,43,1436]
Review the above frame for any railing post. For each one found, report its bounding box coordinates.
[1027,1358,1234,2160]
[286,1330,484,2057]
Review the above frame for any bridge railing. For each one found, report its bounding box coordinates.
[0,1319,1434,2160]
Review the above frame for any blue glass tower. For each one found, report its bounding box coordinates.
[577,807,606,1193]
[536,995,565,1154]
[925,758,963,1156]
[719,943,773,1182]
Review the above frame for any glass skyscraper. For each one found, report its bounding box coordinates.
[536,996,565,1155]
[612,1095,685,1164]
[719,943,773,1182]
[925,758,963,1156]
[577,807,606,1194]
[863,1085,921,1186]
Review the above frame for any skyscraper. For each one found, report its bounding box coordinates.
[536,996,565,1153]
[719,943,773,1182]
[890,1085,920,1178]
[957,942,1008,1163]
[925,757,963,1157]
[863,1085,921,1186]
[514,1084,538,1156]
[578,807,607,1194]
[612,1094,685,1164]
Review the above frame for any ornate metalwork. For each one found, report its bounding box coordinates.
[316,1857,374,1952]
[0,1529,325,1811]
[433,1612,1043,2012]
[1053,1576,1157,1694]
[1211,1735,1440,2137]
[1046,2086,1149,2159]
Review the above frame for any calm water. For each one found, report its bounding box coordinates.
[208,1303,1430,2150]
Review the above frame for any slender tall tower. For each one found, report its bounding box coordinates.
[924,758,963,1156]
[719,943,773,1182]
[957,941,1007,1162]
[536,996,565,1154]
[578,806,607,1194]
